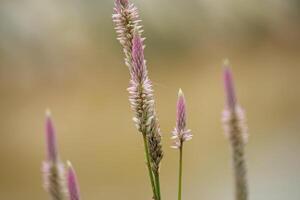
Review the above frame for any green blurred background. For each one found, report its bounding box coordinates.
[1,0,300,199]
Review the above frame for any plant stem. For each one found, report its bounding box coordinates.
[142,134,158,200]
[231,131,248,200]
[154,172,161,200]
[178,143,183,200]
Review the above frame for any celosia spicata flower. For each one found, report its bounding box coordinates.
[172,89,192,149]
[113,1,163,198]
[129,33,163,173]
[67,161,80,200]
[43,110,66,200]
[112,0,143,69]
[222,62,249,200]
[222,65,248,143]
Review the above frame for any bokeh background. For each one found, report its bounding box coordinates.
[1,0,300,199]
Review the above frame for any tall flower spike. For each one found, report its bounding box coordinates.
[43,110,66,200]
[67,161,80,200]
[172,89,192,149]
[114,1,163,198]
[171,89,192,200]
[113,0,143,69]
[222,62,249,200]
[129,33,163,173]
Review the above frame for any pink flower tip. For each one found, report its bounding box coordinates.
[223,60,237,110]
[171,88,192,148]
[178,88,183,97]
[45,109,58,162]
[67,161,80,200]
[176,88,186,132]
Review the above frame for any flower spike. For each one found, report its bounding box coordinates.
[172,89,192,149]
[113,2,163,199]
[67,161,80,200]
[221,61,249,200]
[42,110,66,200]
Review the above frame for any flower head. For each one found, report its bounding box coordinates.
[113,0,143,69]
[42,110,66,200]
[221,61,249,200]
[172,89,192,149]
[67,161,80,200]
[128,33,163,172]
[222,62,248,144]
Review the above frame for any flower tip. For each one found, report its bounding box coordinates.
[67,161,80,200]
[178,88,184,97]
[223,58,230,67]
[223,64,236,110]
[67,160,72,168]
[45,110,57,162]
[45,108,51,117]
[177,88,185,107]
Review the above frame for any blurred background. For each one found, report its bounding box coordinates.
[0,0,300,199]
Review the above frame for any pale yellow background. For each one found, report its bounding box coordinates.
[0,0,300,199]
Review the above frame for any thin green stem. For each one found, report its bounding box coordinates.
[154,172,161,200]
[142,134,158,200]
[178,143,183,200]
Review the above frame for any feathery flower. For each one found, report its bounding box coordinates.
[222,65,248,143]
[112,0,143,69]
[222,62,249,200]
[129,33,163,173]
[113,1,163,198]
[172,89,192,149]
[67,161,80,200]
[43,110,66,200]
[171,89,192,200]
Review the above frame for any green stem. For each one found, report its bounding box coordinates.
[154,172,161,200]
[142,134,158,200]
[178,143,183,200]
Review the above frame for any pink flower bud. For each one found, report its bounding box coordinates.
[45,109,58,162]
[67,161,80,200]
[171,89,192,149]
[223,62,237,111]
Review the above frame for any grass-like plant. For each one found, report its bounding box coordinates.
[222,62,249,200]
[41,1,250,200]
